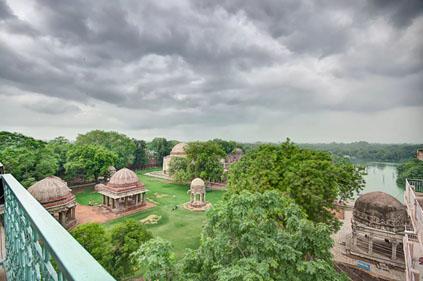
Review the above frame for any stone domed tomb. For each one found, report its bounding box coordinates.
[347,191,409,267]
[184,178,211,211]
[162,143,188,174]
[98,168,147,213]
[28,176,76,228]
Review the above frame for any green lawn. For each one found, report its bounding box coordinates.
[75,168,225,259]
[74,186,102,205]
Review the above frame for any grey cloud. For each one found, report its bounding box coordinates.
[0,0,421,141]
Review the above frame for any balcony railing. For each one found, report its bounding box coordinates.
[1,174,116,281]
[409,179,423,193]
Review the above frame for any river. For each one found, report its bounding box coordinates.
[359,163,403,202]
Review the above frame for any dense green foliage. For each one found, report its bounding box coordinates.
[65,144,117,181]
[185,141,226,182]
[109,220,153,278]
[212,139,237,154]
[137,191,348,281]
[46,136,72,176]
[75,130,136,169]
[169,157,190,183]
[148,137,175,165]
[71,223,112,269]
[397,159,423,186]
[133,237,176,281]
[133,139,148,168]
[169,141,226,183]
[72,220,152,279]
[227,140,365,229]
[301,142,422,162]
[0,131,58,186]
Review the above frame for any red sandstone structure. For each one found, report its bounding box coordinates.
[417,149,423,161]
[28,176,76,228]
[97,168,147,213]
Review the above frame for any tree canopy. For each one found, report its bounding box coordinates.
[0,132,58,187]
[169,141,226,183]
[133,237,176,281]
[137,191,348,281]
[212,139,238,154]
[65,144,117,181]
[110,220,153,278]
[397,159,423,187]
[47,136,72,176]
[75,130,136,169]
[148,137,175,165]
[227,140,365,229]
[71,223,112,270]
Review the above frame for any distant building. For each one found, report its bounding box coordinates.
[163,143,187,174]
[417,149,423,161]
[28,176,77,229]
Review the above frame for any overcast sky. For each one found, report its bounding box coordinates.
[0,0,422,143]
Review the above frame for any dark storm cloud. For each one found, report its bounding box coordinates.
[0,0,422,141]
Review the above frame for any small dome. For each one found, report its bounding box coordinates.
[28,176,72,204]
[108,168,143,189]
[190,178,205,193]
[353,191,408,232]
[170,143,187,156]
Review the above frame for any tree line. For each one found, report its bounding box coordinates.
[0,131,178,186]
[300,141,422,162]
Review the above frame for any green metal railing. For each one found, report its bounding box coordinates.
[1,174,116,281]
[408,179,423,193]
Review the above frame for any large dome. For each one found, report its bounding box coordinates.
[28,176,73,204]
[190,178,205,193]
[170,143,187,156]
[108,168,144,190]
[353,191,408,233]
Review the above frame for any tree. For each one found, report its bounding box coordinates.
[227,140,365,229]
[65,144,117,181]
[71,223,112,270]
[132,139,148,169]
[169,157,190,183]
[47,136,72,176]
[0,146,58,187]
[109,220,153,278]
[75,130,136,168]
[212,139,237,154]
[397,159,423,187]
[185,141,226,182]
[178,191,348,281]
[148,138,173,165]
[133,237,176,281]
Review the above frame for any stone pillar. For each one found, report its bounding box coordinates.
[391,240,398,260]
[368,235,373,255]
[352,231,357,247]
[59,211,65,225]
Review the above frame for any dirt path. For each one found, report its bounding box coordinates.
[75,202,155,225]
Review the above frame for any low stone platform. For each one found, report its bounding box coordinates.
[182,202,212,212]
[75,201,155,225]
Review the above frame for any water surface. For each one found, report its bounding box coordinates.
[359,163,403,202]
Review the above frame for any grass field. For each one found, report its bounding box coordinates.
[75,168,225,258]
